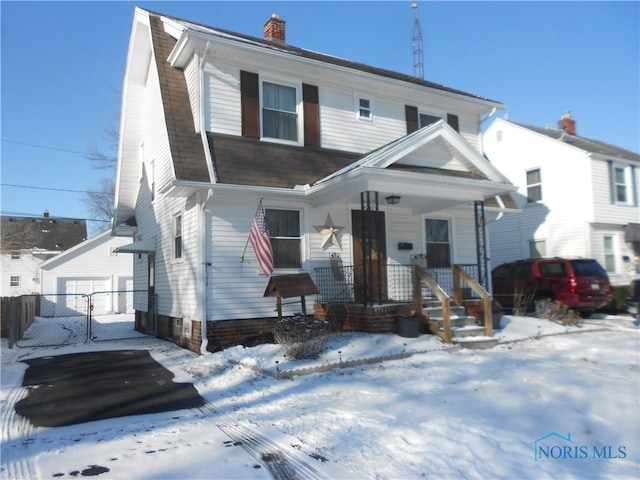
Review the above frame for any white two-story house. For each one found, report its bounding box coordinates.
[484,114,640,286]
[112,8,517,353]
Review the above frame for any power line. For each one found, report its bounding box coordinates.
[1,183,104,195]
[2,138,87,156]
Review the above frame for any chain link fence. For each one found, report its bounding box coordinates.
[6,290,149,348]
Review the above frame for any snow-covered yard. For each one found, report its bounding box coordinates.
[1,314,638,479]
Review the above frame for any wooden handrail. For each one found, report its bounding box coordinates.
[413,264,452,343]
[453,265,493,337]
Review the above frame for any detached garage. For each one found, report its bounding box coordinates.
[40,231,134,315]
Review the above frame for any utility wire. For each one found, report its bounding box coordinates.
[2,139,87,156]
[1,183,104,195]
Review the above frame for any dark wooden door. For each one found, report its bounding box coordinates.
[352,210,387,303]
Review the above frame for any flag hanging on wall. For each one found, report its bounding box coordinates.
[249,202,274,277]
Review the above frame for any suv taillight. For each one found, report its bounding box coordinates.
[569,277,578,294]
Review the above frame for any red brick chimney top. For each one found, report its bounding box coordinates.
[264,14,285,43]
[557,111,576,135]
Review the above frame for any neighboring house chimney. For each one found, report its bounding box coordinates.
[557,111,576,135]
[43,210,49,218]
[264,14,285,43]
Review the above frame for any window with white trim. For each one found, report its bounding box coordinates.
[614,166,628,203]
[174,214,183,260]
[266,209,301,269]
[526,168,542,203]
[11,251,20,260]
[425,218,451,268]
[10,276,20,287]
[261,81,299,142]
[604,235,615,272]
[357,97,372,121]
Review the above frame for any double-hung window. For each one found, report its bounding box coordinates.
[357,97,372,121]
[526,168,542,203]
[262,81,298,142]
[266,209,301,269]
[614,167,628,203]
[425,218,451,268]
[174,214,183,260]
[10,276,20,287]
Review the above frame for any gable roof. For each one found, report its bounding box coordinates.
[154,10,502,106]
[0,215,87,252]
[515,122,640,162]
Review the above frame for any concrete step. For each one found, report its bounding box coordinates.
[449,325,486,338]
[429,314,478,328]
[454,336,500,349]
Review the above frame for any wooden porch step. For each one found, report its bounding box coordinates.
[449,325,486,338]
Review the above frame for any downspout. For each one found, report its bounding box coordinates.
[197,189,213,355]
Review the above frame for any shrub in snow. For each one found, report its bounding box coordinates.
[534,298,582,326]
[272,314,331,359]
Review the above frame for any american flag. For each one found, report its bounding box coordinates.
[249,203,274,277]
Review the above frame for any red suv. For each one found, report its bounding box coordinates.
[491,258,614,317]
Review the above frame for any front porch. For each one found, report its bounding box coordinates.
[313,263,495,344]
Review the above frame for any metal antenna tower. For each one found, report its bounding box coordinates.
[411,1,424,79]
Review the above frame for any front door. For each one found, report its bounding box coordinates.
[352,210,387,303]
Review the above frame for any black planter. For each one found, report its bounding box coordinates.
[395,316,421,338]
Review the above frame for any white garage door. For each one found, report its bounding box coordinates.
[57,278,110,315]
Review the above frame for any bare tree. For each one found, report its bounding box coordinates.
[84,91,120,233]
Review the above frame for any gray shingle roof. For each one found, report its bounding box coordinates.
[515,123,640,162]
[1,215,87,251]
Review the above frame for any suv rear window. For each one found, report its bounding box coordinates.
[539,262,566,277]
[570,260,607,277]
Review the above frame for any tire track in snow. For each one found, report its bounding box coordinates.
[218,422,325,480]
[1,384,37,479]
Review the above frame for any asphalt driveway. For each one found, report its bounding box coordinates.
[15,349,205,427]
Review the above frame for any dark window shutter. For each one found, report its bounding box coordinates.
[240,71,259,138]
[607,160,615,204]
[447,113,460,132]
[303,84,320,147]
[405,105,419,134]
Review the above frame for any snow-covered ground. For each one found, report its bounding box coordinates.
[1,313,638,479]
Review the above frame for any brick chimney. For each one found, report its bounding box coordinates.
[264,14,285,43]
[557,111,576,135]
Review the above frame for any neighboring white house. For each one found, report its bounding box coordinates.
[483,115,640,285]
[1,213,87,297]
[112,8,518,353]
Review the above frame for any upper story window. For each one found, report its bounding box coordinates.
[266,208,301,269]
[614,166,628,203]
[10,276,20,287]
[174,214,183,260]
[425,218,451,268]
[419,113,442,128]
[262,81,298,142]
[357,97,372,121]
[526,168,542,203]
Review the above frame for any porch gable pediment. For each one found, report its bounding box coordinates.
[315,121,509,186]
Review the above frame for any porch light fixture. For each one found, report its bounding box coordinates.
[385,195,401,205]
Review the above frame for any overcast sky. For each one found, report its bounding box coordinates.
[1,1,638,233]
